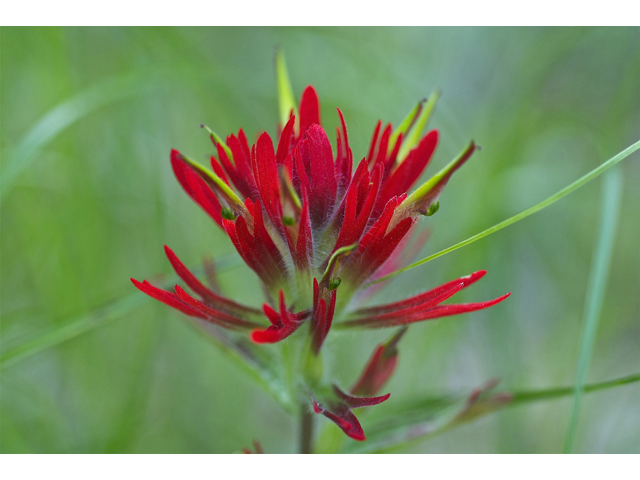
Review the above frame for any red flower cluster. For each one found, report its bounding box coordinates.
[132,85,509,441]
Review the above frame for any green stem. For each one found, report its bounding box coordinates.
[564,169,623,453]
[370,139,640,285]
[300,404,314,454]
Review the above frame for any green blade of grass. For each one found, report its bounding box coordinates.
[564,168,623,453]
[0,292,147,370]
[370,139,640,285]
[1,71,168,202]
[0,254,243,370]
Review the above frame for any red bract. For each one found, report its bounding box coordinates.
[131,84,510,442]
[350,327,407,397]
[312,386,391,441]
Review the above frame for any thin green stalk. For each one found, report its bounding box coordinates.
[370,139,640,285]
[300,404,314,454]
[511,373,638,404]
[564,168,623,453]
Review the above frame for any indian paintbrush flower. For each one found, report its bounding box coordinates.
[131,67,510,443]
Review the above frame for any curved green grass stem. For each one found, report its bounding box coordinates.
[369,139,640,286]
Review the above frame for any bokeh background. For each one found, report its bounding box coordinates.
[1,27,639,453]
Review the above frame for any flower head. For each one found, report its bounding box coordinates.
[131,71,510,442]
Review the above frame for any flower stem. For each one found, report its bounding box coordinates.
[300,404,314,454]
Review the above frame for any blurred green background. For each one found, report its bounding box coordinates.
[1,27,639,453]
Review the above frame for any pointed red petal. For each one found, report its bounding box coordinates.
[131,278,206,318]
[250,291,306,344]
[356,270,487,316]
[335,108,353,191]
[366,120,382,166]
[346,282,466,327]
[276,115,296,165]
[350,327,406,397]
[171,151,224,227]
[174,285,260,329]
[320,409,366,442]
[252,132,283,227]
[312,289,337,354]
[377,129,439,211]
[345,293,512,328]
[300,125,337,227]
[164,245,260,315]
[293,190,313,270]
[332,385,391,408]
[299,85,321,135]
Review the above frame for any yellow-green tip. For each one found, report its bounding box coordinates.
[275,47,299,127]
[397,89,441,163]
[201,124,234,164]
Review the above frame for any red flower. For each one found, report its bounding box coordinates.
[131,84,510,441]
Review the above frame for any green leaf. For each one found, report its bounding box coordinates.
[371,139,640,285]
[0,291,147,370]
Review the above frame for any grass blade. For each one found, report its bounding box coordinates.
[0,255,243,369]
[1,71,168,202]
[371,139,640,285]
[0,292,146,370]
[564,169,623,453]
